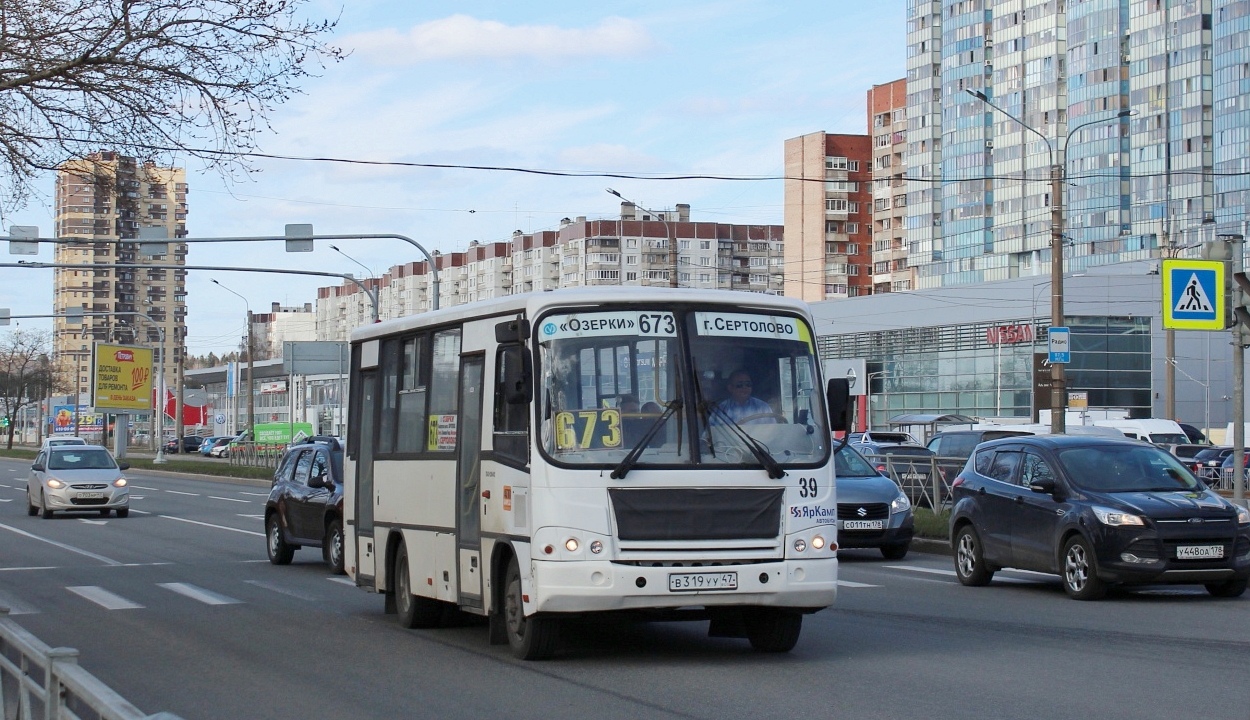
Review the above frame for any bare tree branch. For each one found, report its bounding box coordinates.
[0,328,54,448]
[0,0,343,211]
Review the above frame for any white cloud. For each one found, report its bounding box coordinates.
[345,14,655,65]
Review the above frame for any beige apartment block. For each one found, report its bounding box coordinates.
[53,152,187,397]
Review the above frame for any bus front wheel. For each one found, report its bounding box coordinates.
[744,607,802,653]
[504,559,558,660]
[394,545,446,629]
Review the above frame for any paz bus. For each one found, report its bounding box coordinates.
[342,286,849,659]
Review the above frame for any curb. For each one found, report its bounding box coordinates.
[125,466,272,489]
[910,537,952,556]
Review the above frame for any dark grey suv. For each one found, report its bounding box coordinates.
[950,435,1250,600]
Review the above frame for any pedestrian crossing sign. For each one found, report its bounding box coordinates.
[1162,259,1226,330]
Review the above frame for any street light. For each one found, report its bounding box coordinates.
[330,244,375,280]
[1218,231,1246,505]
[967,89,1132,434]
[211,279,254,443]
[606,188,678,289]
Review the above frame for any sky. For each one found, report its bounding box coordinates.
[0,0,907,358]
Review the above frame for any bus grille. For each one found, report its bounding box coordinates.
[609,487,783,541]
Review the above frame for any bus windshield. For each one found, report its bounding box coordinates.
[537,306,828,469]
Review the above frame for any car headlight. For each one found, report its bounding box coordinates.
[46,478,65,489]
[113,477,128,488]
[891,493,911,512]
[1235,504,1250,526]
[1092,505,1145,527]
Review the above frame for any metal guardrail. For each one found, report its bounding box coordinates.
[861,453,956,510]
[0,608,183,720]
[225,442,284,470]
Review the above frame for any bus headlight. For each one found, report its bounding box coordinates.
[793,538,807,553]
[564,538,580,552]
[811,535,826,550]
[589,540,603,554]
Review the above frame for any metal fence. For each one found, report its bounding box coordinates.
[0,608,183,720]
[861,454,957,510]
[225,442,285,470]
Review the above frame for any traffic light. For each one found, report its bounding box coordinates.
[1231,271,1250,347]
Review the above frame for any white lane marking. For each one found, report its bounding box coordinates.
[836,580,881,588]
[327,577,355,587]
[130,496,145,500]
[67,586,143,610]
[884,564,1036,585]
[237,514,264,520]
[78,519,107,525]
[159,515,264,537]
[0,522,122,566]
[118,562,173,567]
[238,492,269,497]
[129,509,152,515]
[208,496,250,503]
[0,499,11,503]
[0,483,8,487]
[158,582,242,606]
[131,485,159,491]
[165,490,199,496]
[245,579,319,601]
[0,566,58,572]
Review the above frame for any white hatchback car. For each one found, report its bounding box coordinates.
[40,436,88,450]
[27,445,130,519]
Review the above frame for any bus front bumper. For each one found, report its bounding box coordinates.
[530,557,838,614]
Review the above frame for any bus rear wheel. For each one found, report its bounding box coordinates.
[504,559,558,660]
[743,607,802,653]
[394,545,445,629]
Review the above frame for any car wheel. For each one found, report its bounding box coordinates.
[743,607,803,653]
[40,491,53,520]
[1062,535,1107,600]
[325,518,345,575]
[394,544,445,629]
[953,525,993,586]
[1204,577,1248,598]
[27,491,38,516]
[880,542,910,560]
[266,513,295,565]
[115,508,129,518]
[504,558,558,660]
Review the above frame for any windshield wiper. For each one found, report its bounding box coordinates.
[610,399,682,480]
[704,402,785,479]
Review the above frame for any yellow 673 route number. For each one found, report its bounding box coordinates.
[554,409,622,450]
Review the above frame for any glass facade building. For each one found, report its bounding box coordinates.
[1213,0,1250,233]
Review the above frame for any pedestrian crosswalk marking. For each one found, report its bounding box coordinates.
[67,585,143,610]
[158,583,241,605]
[1174,272,1214,313]
[836,580,880,588]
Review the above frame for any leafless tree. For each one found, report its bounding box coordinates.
[0,329,54,449]
[0,0,343,211]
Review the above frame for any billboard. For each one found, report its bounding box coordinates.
[92,343,154,411]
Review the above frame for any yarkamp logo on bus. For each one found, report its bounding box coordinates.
[114,349,134,362]
[790,505,836,523]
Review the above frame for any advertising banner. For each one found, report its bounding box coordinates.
[92,343,154,411]
[252,422,314,444]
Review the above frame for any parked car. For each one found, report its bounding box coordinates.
[40,436,88,450]
[1168,443,1210,462]
[27,445,130,519]
[164,435,204,454]
[264,436,345,573]
[1217,452,1250,487]
[950,435,1250,599]
[849,431,920,454]
[926,428,1035,481]
[1178,423,1209,445]
[201,436,232,457]
[834,443,914,559]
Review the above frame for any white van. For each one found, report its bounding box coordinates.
[1091,418,1188,445]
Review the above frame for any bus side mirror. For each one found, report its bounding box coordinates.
[826,378,852,433]
[500,345,533,405]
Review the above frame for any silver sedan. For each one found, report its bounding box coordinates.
[27,445,131,519]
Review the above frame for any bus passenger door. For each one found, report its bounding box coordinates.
[456,354,485,608]
[354,369,378,583]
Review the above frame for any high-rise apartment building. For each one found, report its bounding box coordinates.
[903,0,1245,288]
[316,207,785,339]
[868,79,912,293]
[53,152,188,394]
[782,132,873,302]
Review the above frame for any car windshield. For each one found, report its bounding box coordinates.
[536,306,829,469]
[1057,444,1200,493]
[876,446,934,457]
[834,444,883,478]
[1148,433,1188,445]
[48,449,117,471]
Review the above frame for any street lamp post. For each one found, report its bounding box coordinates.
[606,188,678,289]
[211,279,254,442]
[967,89,1132,434]
[1219,232,1246,505]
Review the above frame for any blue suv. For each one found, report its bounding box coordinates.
[949,435,1250,600]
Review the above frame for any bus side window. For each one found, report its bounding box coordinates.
[494,344,530,463]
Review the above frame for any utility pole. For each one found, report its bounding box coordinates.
[246,309,255,440]
[1049,162,1066,434]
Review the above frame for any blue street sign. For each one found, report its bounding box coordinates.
[1048,327,1071,364]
